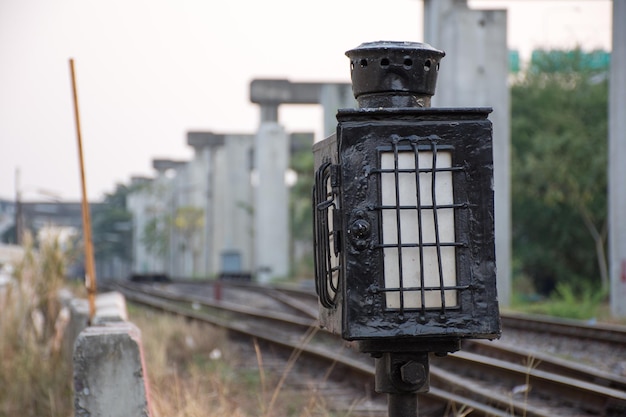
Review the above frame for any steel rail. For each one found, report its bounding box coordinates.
[463,338,626,391]
[223,281,626,346]
[440,350,626,416]
[111,281,610,417]
[501,311,626,345]
[116,285,518,417]
[116,281,316,328]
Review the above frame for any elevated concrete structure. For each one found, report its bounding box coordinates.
[127,81,354,282]
[127,160,182,276]
[250,79,354,137]
[253,123,289,282]
[152,159,186,175]
[424,0,511,307]
[128,134,255,279]
[188,132,255,276]
[250,79,354,281]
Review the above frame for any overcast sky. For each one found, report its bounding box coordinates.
[0,0,612,202]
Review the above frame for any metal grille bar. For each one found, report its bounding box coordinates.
[313,162,340,308]
[375,136,466,319]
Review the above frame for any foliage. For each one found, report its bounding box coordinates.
[511,48,608,297]
[1,224,17,244]
[0,232,73,417]
[132,305,334,417]
[91,183,133,264]
[172,205,204,276]
[289,149,315,279]
[141,216,169,258]
[138,181,173,261]
[172,206,204,234]
[513,282,607,321]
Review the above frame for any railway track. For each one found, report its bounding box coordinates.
[106,280,626,416]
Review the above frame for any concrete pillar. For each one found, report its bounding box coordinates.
[254,122,289,282]
[248,79,353,281]
[218,134,255,273]
[610,0,626,317]
[204,133,254,276]
[148,159,186,278]
[424,0,511,307]
[250,79,353,140]
[319,84,356,138]
[187,132,226,277]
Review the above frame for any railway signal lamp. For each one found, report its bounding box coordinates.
[313,41,500,415]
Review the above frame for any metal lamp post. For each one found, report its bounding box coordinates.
[313,41,500,417]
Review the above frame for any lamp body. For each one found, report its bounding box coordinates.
[313,106,499,343]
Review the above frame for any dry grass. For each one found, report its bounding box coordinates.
[0,230,336,417]
[130,305,336,417]
[0,232,73,417]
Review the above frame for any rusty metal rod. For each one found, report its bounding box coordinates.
[69,58,97,324]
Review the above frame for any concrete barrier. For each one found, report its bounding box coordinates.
[70,291,152,417]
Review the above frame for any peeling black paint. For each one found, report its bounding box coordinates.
[315,107,500,342]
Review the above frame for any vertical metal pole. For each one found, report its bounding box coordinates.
[388,393,418,417]
[610,0,626,317]
[69,58,97,324]
[372,351,428,417]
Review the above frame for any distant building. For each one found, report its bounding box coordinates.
[0,198,125,279]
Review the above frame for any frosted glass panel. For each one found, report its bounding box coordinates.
[380,150,458,309]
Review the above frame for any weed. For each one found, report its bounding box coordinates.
[131,306,336,416]
[512,281,607,321]
[0,232,73,417]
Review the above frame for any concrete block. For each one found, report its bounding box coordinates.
[65,291,128,356]
[73,321,151,417]
[93,291,128,324]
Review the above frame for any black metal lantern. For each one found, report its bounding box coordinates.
[313,41,500,415]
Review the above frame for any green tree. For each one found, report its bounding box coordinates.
[290,148,315,279]
[511,49,608,295]
[172,206,204,276]
[92,184,133,269]
[141,216,169,258]
[136,181,171,265]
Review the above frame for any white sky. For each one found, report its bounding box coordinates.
[0,0,612,202]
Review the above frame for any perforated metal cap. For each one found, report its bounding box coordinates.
[345,41,445,108]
